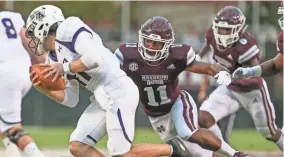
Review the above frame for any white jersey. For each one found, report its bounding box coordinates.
[52,17,125,92]
[0,11,30,62]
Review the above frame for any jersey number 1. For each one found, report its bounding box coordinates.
[1,18,17,39]
[144,85,171,106]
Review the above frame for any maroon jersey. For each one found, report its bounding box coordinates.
[115,43,196,117]
[205,27,263,92]
[277,31,283,54]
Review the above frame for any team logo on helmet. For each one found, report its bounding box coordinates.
[239,38,247,45]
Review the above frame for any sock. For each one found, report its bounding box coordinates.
[23,142,45,157]
[217,140,237,157]
[209,123,223,140]
[2,137,22,157]
[276,132,284,151]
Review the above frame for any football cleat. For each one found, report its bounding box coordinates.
[166,136,193,157]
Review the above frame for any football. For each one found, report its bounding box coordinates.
[29,64,66,91]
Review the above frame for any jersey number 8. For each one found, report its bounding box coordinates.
[1,18,17,39]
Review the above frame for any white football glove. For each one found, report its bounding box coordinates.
[232,67,252,79]
[214,71,232,86]
[195,54,202,61]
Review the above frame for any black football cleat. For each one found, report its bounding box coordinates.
[166,136,193,157]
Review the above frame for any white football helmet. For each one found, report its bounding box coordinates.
[25,5,65,55]
[278,2,284,30]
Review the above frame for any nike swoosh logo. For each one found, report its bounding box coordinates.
[178,141,186,151]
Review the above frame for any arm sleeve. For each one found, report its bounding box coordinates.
[61,79,80,108]
[74,31,105,69]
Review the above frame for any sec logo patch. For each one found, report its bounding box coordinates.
[129,62,138,72]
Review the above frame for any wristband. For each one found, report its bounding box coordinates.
[63,62,71,73]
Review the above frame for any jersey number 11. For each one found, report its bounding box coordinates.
[144,85,171,106]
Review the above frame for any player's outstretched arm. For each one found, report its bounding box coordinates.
[261,53,283,75]
[185,60,229,76]
[196,47,214,104]
[233,54,283,78]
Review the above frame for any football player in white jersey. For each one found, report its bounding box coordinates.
[0,11,45,157]
[27,5,192,157]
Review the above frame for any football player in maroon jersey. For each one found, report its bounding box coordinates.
[198,6,283,152]
[115,16,248,157]
[233,3,283,79]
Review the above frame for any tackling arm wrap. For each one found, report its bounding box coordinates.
[260,59,282,76]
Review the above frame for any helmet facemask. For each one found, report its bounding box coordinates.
[25,21,47,56]
[278,3,284,30]
[213,17,246,51]
[138,30,174,62]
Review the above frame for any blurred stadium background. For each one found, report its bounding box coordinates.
[0,1,283,157]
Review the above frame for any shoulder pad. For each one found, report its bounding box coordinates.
[118,43,140,59]
[236,32,259,63]
[56,17,86,42]
[169,44,191,59]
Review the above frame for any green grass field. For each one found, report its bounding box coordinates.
[0,127,279,151]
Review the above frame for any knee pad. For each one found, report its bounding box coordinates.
[5,128,29,144]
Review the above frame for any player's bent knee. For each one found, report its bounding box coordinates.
[69,141,91,156]
[198,111,215,128]
[4,128,28,144]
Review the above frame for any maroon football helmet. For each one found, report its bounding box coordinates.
[213,6,246,50]
[138,16,175,62]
